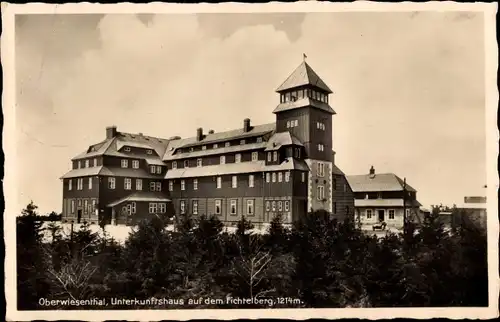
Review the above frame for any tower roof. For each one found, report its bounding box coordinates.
[276,61,333,94]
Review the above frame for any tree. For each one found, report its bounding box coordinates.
[16,201,51,309]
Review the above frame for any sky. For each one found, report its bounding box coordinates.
[14,11,487,215]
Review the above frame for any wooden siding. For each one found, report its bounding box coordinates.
[332,174,355,222]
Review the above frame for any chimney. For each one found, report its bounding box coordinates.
[106,126,117,139]
[243,118,251,132]
[196,128,203,141]
[208,129,215,134]
[369,165,375,178]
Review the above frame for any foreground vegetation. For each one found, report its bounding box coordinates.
[17,201,488,309]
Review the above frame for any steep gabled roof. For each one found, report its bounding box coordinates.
[346,173,417,193]
[276,61,333,94]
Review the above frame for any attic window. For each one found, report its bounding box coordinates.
[256,137,263,143]
[146,150,153,155]
[124,147,131,152]
[190,147,194,152]
[169,147,174,151]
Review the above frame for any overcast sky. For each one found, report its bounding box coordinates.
[15,12,487,214]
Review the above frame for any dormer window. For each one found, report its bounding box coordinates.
[225,142,230,147]
[235,153,241,163]
[190,147,194,152]
[150,165,156,174]
[220,156,226,164]
[196,158,202,167]
[147,150,153,155]
[77,161,81,169]
[272,152,278,162]
[240,140,245,145]
[93,158,97,167]
[256,137,262,143]
[85,160,89,168]
[202,145,207,150]
[184,160,189,168]
[172,161,177,169]
[121,159,128,168]
[213,143,218,149]
[124,147,131,152]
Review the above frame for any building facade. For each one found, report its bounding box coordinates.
[60,61,354,226]
[346,166,422,230]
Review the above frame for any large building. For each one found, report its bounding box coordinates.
[60,61,354,226]
[346,166,422,229]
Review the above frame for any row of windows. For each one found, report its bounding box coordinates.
[265,200,291,212]
[172,151,259,169]
[365,209,402,220]
[179,137,264,154]
[280,89,329,104]
[123,146,153,154]
[179,199,256,216]
[69,178,92,191]
[69,198,97,214]
[107,177,162,192]
[148,202,168,214]
[287,120,299,128]
[120,159,163,174]
[317,122,326,131]
[76,158,98,169]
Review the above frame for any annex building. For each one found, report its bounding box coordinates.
[60,61,354,226]
[346,166,422,230]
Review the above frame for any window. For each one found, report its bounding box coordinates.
[202,145,207,150]
[93,158,97,167]
[88,177,93,190]
[230,199,237,215]
[247,200,254,215]
[272,173,276,183]
[124,147,131,152]
[366,209,372,219]
[389,210,395,220]
[273,151,278,162]
[266,173,271,183]
[295,148,301,159]
[181,180,185,191]
[130,202,136,214]
[184,160,189,168]
[132,160,139,169]
[318,144,324,151]
[180,200,186,214]
[71,200,75,214]
[150,182,155,191]
[84,200,88,214]
[190,147,194,152]
[149,203,158,214]
[317,122,325,130]
[266,201,270,211]
[147,149,153,155]
[213,143,219,149]
[286,121,290,128]
[278,201,283,211]
[136,179,143,191]
[77,178,83,190]
[150,165,156,174]
[85,160,89,168]
[318,163,325,177]
[192,200,198,215]
[301,172,306,182]
[256,137,262,143]
[156,166,162,174]
[77,161,81,169]
[124,178,132,190]
[284,200,290,211]
[197,158,202,167]
[294,120,299,127]
[68,179,72,191]
[172,161,177,169]
[317,186,325,200]
[225,142,230,147]
[240,140,246,145]
[285,171,290,182]
[272,201,276,211]
[108,177,115,189]
[216,177,222,189]
[252,152,258,161]
[278,172,283,182]
[235,153,241,163]
[267,152,272,162]
[159,203,166,213]
[220,156,226,164]
[193,179,198,190]
[249,175,254,188]
[78,199,82,207]
[215,199,222,214]
[168,180,173,191]
[121,159,128,168]
[232,176,238,188]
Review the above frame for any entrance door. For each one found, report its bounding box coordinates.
[77,210,82,223]
[378,210,385,222]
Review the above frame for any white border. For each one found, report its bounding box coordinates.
[2,1,499,321]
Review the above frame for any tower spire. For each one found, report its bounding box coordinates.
[303,53,307,62]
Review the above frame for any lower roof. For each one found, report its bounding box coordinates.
[107,191,171,207]
[355,199,422,207]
